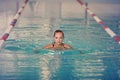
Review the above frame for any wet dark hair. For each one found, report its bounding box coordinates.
[53,30,64,38]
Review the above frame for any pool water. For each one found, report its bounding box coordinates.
[0,16,120,80]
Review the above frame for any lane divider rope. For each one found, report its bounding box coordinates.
[77,0,120,44]
[0,0,29,49]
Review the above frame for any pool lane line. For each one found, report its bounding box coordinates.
[0,0,29,49]
[77,0,120,44]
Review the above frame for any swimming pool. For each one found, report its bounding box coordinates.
[0,0,120,79]
[0,14,120,80]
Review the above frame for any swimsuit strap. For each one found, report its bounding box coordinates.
[52,42,55,48]
[62,43,66,48]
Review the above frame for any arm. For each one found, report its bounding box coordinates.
[43,44,53,49]
[64,44,73,49]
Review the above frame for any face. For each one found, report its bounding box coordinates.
[54,32,64,44]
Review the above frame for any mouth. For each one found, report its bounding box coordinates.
[57,42,62,45]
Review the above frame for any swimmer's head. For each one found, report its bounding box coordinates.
[53,30,64,44]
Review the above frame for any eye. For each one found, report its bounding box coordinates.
[55,37,58,39]
[60,37,63,39]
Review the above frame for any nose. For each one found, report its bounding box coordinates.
[58,39,60,42]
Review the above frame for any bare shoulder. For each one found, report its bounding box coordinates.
[63,43,72,49]
[43,44,53,49]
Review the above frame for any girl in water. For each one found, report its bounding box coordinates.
[43,30,72,50]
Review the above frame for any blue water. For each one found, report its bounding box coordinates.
[0,15,120,80]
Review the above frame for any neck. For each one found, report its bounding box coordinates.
[54,42,63,46]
